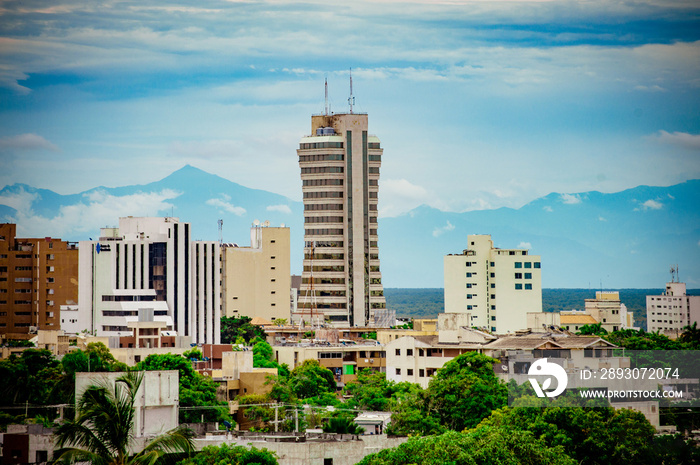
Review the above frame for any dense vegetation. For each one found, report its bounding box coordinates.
[0,344,230,431]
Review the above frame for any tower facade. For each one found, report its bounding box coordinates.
[296,113,386,326]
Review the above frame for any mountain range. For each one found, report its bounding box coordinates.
[1,165,698,288]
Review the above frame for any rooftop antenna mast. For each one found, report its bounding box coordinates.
[218,219,223,245]
[324,77,329,116]
[348,68,355,114]
[670,264,679,283]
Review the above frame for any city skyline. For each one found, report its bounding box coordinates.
[0,0,698,223]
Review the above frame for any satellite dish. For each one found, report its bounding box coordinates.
[253,219,260,226]
[263,220,270,227]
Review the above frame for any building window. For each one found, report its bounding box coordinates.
[396,368,401,375]
[407,369,414,376]
[490,262,495,267]
[515,284,523,290]
[491,316,496,321]
[491,283,495,288]
[465,262,471,267]
[467,305,473,310]
[466,272,472,277]
[467,294,472,299]
[524,262,532,268]
[395,349,401,356]
[515,273,522,279]
[490,294,495,299]
[525,284,532,290]
[514,262,522,268]
[419,369,425,377]
[466,283,473,288]
[534,262,541,268]
[525,273,532,279]
[407,349,413,356]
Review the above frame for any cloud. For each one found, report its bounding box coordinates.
[634,85,666,92]
[648,131,700,151]
[639,199,663,210]
[598,216,607,222]
[543,206,553,212]
[432,220,455,238]
[206,196,246,216]
[379,178,432,217]
[0,134,59,152]
[0,186,38,212]
[560,193,582,205]
[518,242,532,250]
[1,189,181,238]
[266,204,292,214]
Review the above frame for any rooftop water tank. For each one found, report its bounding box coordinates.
[322,127,335,135]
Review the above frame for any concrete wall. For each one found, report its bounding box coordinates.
[193,435,407,465]
[75,370,178,438]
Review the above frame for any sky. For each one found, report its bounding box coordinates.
[0,0,699,220]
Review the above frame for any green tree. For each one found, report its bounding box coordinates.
[576,323,607,336]
[136,353,229,424]
[344,369,420,412]
[358,428,576,465]
[220,316,266,344]
[480,406,657,465]
[322,416,365,435]
[679,322,700,348]
[0,349,64,407]
[426,352,507,431]
[54,372,194,465]
[252,340,289,377]
[182,348,202,361]
[176,443,277,465]
[288,360,336,399]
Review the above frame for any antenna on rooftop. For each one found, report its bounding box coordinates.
[218,219,223,245]
[348,68,355,114]
[670,264,679,283]
[324,77,329,116]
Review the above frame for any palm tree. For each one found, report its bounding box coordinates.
[54,372,194,465]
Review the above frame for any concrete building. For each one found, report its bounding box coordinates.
[0,224,78,339]
[2,424,55,464]
[295,111,387,327]
[582,291,635,332]
[273,339,386,385]
[77,217,220,344]
[647,281,700,335]
[222,224,291,322]
[75,370,179,438]
[444,234,542,334]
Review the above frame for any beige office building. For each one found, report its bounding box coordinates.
[583,291,635,332]
[222,225,290,322]
[295,112,386,327]
[444,234,542,334]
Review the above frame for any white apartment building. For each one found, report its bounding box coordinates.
[295,111,386,327]
[647,281,700,333]
[444,234,542,334]
[77,217,220,343]
[222,224,291,322]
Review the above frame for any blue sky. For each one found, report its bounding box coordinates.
[1,0,699,222]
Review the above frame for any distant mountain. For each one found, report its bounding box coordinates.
[380,180,700,288]
[1,166,698,288]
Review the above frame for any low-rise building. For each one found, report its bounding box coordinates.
[583,291,635,332]
[2,424,55,465]
[273,340,386,385]
[75,370,179,438]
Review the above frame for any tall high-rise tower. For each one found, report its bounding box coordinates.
[296,112,386,327]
